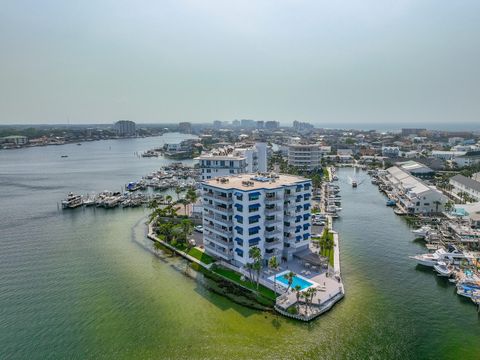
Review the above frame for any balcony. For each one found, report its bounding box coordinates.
[204,223,231,237]
[265,195,281,203]
[265,207,280,214]
[265,238,282,247]
[203,212,233,226]
[204,232,234,247]
[265,218,281,226]
[204,244,232,260]
[203,203,231,213]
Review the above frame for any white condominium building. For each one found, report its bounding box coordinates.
[386,166,447,214]
[287,144,326,171]
[196,143,267,180]
[201,173,312,267]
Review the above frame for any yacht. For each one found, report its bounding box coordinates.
[83,196,96,206]
[411,226,432,239]
[352,180,357,188]
[409,248,447,267]
[62,193,83,209]
[433,261,454,277]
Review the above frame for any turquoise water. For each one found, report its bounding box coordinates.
[276,273,313,290]
[1,139,479,359]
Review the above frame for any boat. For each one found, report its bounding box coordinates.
[433,261,454,277]
[411,226,432,239]
[352,180,357,188]
[62,193,83,209]
[409,248,447,267]
[386,199,396,207]
[456,285,480,299]
[61,155,68,158]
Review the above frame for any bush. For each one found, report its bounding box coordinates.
[287,306,298,315]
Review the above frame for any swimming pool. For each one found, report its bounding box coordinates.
[274,272,314,291]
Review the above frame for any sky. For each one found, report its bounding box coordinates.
[0,0,479,126]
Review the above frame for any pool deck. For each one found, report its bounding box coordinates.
[272,217,345,321]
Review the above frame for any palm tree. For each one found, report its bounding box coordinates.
[148,199,158,210]
[308,287,318,313]
[165,195,173,205]
[156,222,176,243]
[294,285,302,312]
[249,246,262,290]
[176,198,190,216]
[185,188,198,213]
[268,256,280,295]
[178,219,193,245]
[284,271,295,293]
[175,187,182,201]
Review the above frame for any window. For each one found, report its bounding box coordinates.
[249,227,260,235]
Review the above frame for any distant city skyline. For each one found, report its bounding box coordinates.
[1,0,479,125]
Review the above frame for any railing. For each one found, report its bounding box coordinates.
[203,212,233,226]
[204,233,234,247]
[203,203,231,213]
[204,223,231,237]
[265,207,280,214]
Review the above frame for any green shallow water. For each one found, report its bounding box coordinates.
[0,137,479,359]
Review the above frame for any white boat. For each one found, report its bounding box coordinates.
[409,248,446,267]
[433,261,454,277]
[411,225,431,238]
[62,193,83,209]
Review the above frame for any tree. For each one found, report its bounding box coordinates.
[268,256,280,295]
[156,222,176,243]
[148,199,158,210]
[294,285,302,312]
[249,246,262,290]
[283,271,295,293]
[185,187,199,214]
[177,219,194,245]
[153,241,163,254]
[175,187,182,201]
[176,198,190,216]
[165,195,173,204]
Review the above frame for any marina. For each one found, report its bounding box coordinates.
[59,162,200,210]
[368,168,480,309]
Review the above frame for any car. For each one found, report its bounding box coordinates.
[194,225,203,233]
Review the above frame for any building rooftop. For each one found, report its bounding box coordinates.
[451,174,480,192]
[202,173,310,190]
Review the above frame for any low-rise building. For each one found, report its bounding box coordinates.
[1,135,28,146]
[386,166,447,214]
[449,175,480,202]
[201,173,312,267]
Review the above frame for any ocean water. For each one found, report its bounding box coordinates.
[0,137,479,359]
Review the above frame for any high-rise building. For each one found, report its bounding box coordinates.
[196,143,268,180]
[114,120,136,136]
[179,122,192,134]
[240,119,256,128]
[201,173,312,267]
[287,143,325,171]
[265,121,280,130]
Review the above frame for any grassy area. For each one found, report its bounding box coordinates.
[187,247,215,265]
[212,266,277,301]
[312,228,335,266]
